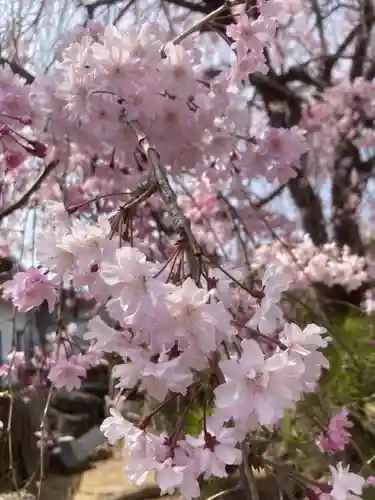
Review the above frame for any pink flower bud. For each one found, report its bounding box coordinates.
[4,149,25,170]
[0,124,10,136]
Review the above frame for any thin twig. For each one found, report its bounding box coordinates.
[206,484,242,500]
[125,119,201,282]
[0,161,59,221]
[169,0,234,46]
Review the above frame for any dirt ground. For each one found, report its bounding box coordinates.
[38,447,160,500]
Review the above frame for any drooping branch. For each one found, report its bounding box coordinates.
[0,57,35,84]
[0,161,59,221]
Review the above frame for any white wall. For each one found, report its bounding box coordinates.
[0,299,37,361]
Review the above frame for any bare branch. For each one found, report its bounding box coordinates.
[0,161,59,221]
[162,0,211,13]
[113,0,137,24]
[169,0,230,46]
[0,56,35,84]
[309,0,328,56]
[322,13,375,81]
[80,0,125,9]
[252,183,287,209]
[349,0,374,81]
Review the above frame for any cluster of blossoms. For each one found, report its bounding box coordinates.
[226,2,280,84]
[0,1,373,499]
[91,255,330,499]
[301,77,375,177]
[316,409,353,454]
[0,320,104,394]
[0,0,305,220]
[0,66,46,174]
[250,236,368,295]
[1,229,345,498]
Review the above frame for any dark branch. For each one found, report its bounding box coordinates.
[322,17,375,82]
[349,0,374,81]
[278,65,326,91]
[0,161,59,221]
[331,141,365,254]
[288,171,328,246]
[252,183,287,209]
[0,57,35,84]
[163,0,211,13]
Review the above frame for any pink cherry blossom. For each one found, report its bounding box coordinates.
[317,409,353,454]
[48,356,87,391]
[167,277,234,353]
[185,417,241,478]
[215,338,299,426]
[325,462,365,500]
[2,268,58,312]
[100,408,136,444]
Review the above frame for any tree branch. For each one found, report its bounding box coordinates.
[288,170,328,246]
[247,72,329,245]
[309,0,328,56]
[0,161,59,221]
[331,140,365,255]
[80,0,125,8]
[322,14,375,82]
[349,0,374,81]
[163,0,211,14]
[0,57,35,84]
[203,62,327,246]
[252,183,287,209]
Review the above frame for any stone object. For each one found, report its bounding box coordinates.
[55,426,105,472]
[98,485,161,500]
[50,390,102,414]
[48,407,97,438]
[80,381,108,398]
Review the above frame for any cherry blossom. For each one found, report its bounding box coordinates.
[215,338,300,426]
[317,409,353,454]
[324,462,365,500]
[2,268,58,312]
[185,417,242,478]
[48,356,87,391]
[167,277,234,353]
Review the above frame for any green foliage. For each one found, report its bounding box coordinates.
[320,310,375,406]
[278,306,375,478]
[184,405,205,437]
